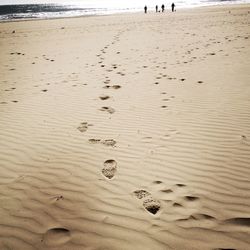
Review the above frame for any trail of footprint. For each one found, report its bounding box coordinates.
[102,159,117,179]
[43,227,71,247]
[133,189,161,215]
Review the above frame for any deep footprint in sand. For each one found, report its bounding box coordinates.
[100,106,115,114]
[77,122,88,132]
[102,159,117,179]
[43,227,71,247]
[143,198,161,215]
[133,189,161,215]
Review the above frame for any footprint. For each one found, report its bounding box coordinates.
[100,106,115,114]
[173,202,183,207]
[103,85,111,89]
[43,227,71,247]
[134,190,151,199]
[143,198,161,215]
[184,196,199,201]
[161,189,173,193]
[89,138,101,144]
[133,189,161,215]
[88,139,116,146]
[153,181,162,184]
[77,122,88,132]
[112,85,121,89]
[176,183,186,187]
[102,159,117,179]
[99,95,110,100]
[102,139,116,147]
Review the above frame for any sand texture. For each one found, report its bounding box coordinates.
[0,5,250,250]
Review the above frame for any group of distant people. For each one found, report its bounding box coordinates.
[144,3,175,13]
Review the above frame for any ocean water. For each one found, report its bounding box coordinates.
[0,0,249,21]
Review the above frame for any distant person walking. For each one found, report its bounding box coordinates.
[156,5,158,13]
[144,5,147,14]
[161,4,165,12]
[171,3,175,12]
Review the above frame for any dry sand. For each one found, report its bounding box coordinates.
[0,4,250,250]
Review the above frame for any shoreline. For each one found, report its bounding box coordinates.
[0,3,249,23]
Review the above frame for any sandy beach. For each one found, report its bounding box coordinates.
[0,4,250,250]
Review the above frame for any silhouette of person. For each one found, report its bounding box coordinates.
[156,5,158,13]
[171,3,175,12]
[144,5,147,14]
[161,4,165,12]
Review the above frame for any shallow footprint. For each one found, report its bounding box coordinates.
[112,85,121,89]
[102,139,116,146]
[89,138,101,144]
[134,190,151,199]
[99,95,110,100]
[43,227,71,247]
[100,106,115,114]
[102,159,117,179]
[77,122,88,132]
[184,196,199,201]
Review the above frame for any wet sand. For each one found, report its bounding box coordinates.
[0,4,250,250]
